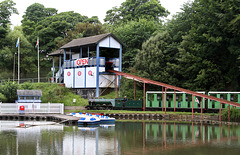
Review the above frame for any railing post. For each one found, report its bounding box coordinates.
[162,87,164,111]
[134,80,136,100]
[115,74,117,98]
[143,82,146,111]
[228,105,230,122]
[201,97,203,119]
[219,103,221,121]
[174,90,176,112]
[192,95,194,119]
[165,88,167,114]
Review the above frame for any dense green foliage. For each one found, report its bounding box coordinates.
[0,2,106,81]
[0,80,18,103]
[26,83,88,106]
[221,108,240,122]
[56,22,107,48]
[0,0,18,46]
[133,0,240,91]
[113,19,160,70]
[104,0,169,25]
[0,81,88,106]
[21,3,57,36]
[135,31,178,85]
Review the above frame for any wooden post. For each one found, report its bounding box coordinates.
[174,90,176,112]
[115,74,117,98]
[162,87,164,111]
[134,80,136,100]
[219,103,221,121]
[165,88,167,114]
[228,105,230,122]
[143,82,145,111]
[201,97,203,119]
[192,95,194,119]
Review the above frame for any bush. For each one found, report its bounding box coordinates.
[0,82,88,106]
[0,81,18,103]
[0,93,7,102]
[221,107,240,122]
[31,83,88,106]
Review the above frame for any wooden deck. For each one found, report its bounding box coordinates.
[0,114,80,125]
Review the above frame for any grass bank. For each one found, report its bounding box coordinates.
[64,109,218,116]
[19,82,88,106]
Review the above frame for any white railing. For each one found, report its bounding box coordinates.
[0,103,64,114]
[55,62,66,82]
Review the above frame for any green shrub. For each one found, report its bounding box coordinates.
[0,93,7,102]
[221,107,240,122]
[0,80,18,103]
[31,83,88,106]
[0,82,88,106]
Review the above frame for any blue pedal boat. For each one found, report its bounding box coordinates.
[78,116,100,126]
[96,115,115,124]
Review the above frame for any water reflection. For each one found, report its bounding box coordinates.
[0,120,239,155]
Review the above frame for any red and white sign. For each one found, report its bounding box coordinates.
[78,71,81,76]
[19,105,25,111]
[88,70,93,76]
[76,58,88,66]
[67,72,71,76]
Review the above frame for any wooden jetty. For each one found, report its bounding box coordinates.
[0,114,79,125]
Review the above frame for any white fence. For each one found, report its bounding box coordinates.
[0,103,64,114]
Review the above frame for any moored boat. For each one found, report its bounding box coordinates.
[96,115,115,124]
[78,116,100,126]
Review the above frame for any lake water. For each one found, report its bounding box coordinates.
[0,120,239,155]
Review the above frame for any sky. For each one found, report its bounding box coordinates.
[6,0,193,27]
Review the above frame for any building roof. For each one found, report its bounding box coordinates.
[48,49,71,56]
[17,90,42,96]
[60,33,125,49]
[48,49,64,56]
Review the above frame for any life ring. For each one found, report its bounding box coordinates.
[19,105,25,111]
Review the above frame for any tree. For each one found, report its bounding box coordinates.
[32,11,88,52]
[56,22,107,48]
[0,0,18,27]
[83,16,101,24]
[104,0,169,25]
[134,31,179,85]
[113,19,160,70]
[21,3,57,36]
[22,3,57,23]
[164,0,240,91]
[0,26,37,79]
[0,80,18,103]
[0,0,18,46]
[181,0,240,90]
[133,0,240,91]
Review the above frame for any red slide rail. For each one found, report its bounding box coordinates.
[109,70,240,121]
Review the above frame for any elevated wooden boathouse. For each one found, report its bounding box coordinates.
[49,33,125,98]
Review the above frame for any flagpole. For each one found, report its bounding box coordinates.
[13,52,16,82]
[37,37,40,83]
[18,38,20,84]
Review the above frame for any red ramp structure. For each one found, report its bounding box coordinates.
[109,70,240,121]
